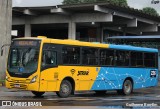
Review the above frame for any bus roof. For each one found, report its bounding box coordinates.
[13,37,158,53]
[109,44,158,53]
[14,37,109,48]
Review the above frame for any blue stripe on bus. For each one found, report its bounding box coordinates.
[91,67,158,90]
[109,44,158,52]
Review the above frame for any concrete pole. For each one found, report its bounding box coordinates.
[96,26,103,43]
[25,24,31,37]
[68,21,76,40]
[25,17,31,37]
[122,27,126,36]
[101,27,104,43]
[0,0,12,81]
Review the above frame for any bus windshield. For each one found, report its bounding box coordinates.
[7,40,40,77]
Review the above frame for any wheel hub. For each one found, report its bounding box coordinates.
[61,84,69,94]
[125,84,131,93]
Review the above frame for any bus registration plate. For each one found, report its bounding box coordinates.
[14,84,20,88]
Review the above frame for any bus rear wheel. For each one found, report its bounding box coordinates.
[117,79,133,95]
[32,91,45,97]
[56,80,72,98]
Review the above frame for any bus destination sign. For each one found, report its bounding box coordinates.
[13,40,39,46]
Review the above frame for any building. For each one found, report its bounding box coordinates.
[12,2,160,46]
[0,0,12,81]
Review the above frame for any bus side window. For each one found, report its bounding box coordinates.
[100,49,114,66]
[42,50,57,68]
[82,48,98,65]
[144,53,156,68]
[115,50,129,66]
[62,46,80,65]
[131,52,143,67]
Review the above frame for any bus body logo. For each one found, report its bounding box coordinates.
[70,69,76,76]
[150,70,156,77]
[77,71,89,76]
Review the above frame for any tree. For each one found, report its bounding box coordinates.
[142,7,159,16]
[63,0,128,6]
[106,0,128,6]
[118,0,128,6]
[83,0,97,3]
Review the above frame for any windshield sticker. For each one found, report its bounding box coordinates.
[19,67,24,72]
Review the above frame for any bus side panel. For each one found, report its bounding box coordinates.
[55,66,100,91]
[39,66,158,92]
[39,66,100,92]
[39,68,57,91]
[91,67,158,90]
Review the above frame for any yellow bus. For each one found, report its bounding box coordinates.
[4,36,158,98]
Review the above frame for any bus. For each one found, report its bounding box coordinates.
[4,36,158,98]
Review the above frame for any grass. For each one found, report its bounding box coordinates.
[0,80,5,82]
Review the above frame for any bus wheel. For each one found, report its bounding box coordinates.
[32,91,45,97]
[119,79,133,95]
[56,80,72,98]
[95,91,107,95]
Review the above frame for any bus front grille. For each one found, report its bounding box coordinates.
[8,79,29,89]
[9,83,27,89]
[10,79,27,83]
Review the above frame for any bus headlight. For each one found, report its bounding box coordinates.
[30,75,38,83]
[6,76,8,81]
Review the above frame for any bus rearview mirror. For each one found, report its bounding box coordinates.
[1,44,11,56]
[1,49,3,56]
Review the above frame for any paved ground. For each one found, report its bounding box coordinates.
[0,86,160,108]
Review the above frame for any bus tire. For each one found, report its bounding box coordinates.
[56,80,72,98]
[32,91,45,97]
[121,79,133,95]
[95,90,107,95]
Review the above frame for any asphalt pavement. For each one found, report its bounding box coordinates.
[0,85,160,108]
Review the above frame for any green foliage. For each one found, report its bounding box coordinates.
[63,0,81,5]
[142,7,159,16]
[62,0,128,6]
[107,0,128,6]
[82,0,96,3]
[96,0,106,1]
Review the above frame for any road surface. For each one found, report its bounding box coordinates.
[0,86,160,108]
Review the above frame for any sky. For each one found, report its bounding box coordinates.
[13,0,160,13]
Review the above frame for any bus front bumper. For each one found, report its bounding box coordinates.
[5,80,39,91]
